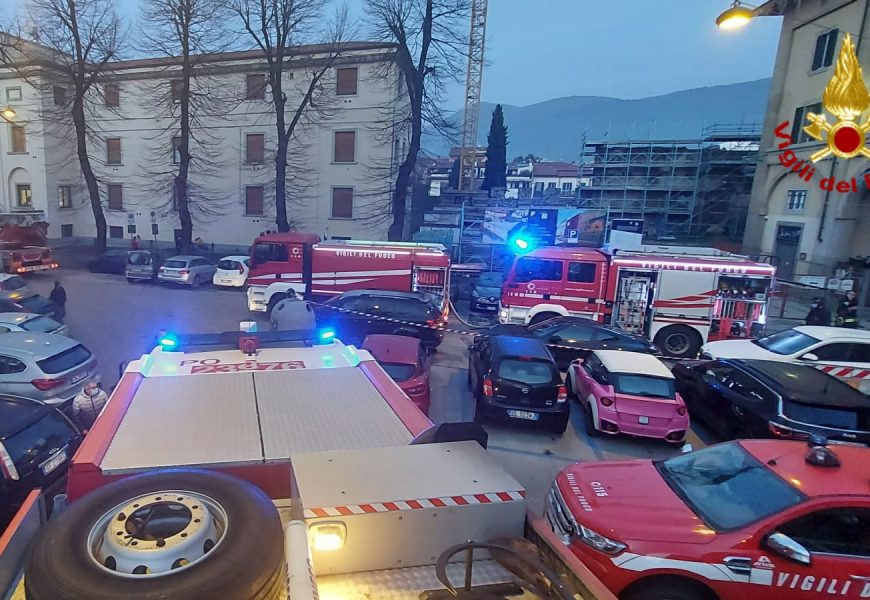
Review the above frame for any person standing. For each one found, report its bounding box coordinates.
[805,297,831,326]
[836,290,859,328]
[72,380,108,433]
[49,280,67,323]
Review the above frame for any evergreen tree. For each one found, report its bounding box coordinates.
[482,104,508,190]
[448,158,460,189]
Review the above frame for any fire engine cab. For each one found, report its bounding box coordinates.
[246,233,451,314]
[499,246,776,358]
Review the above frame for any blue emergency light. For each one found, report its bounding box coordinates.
[318,328,336,342]
[158,332,179,349]
[509,231,534,253]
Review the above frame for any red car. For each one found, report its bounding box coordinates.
[546,439,870,600]
[362,334,431,414]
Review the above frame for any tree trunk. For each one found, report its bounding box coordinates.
[72,96,107,254]
[388,101,422,241]
[272,68,290,232]
[176,20,194,253]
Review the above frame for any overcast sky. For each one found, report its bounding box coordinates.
[9,0,782,106]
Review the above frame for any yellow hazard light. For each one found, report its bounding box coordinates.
[309,521,346,552]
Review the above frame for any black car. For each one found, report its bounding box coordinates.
[0,292,57,318]
[0,395,82,528]
[86,249,129,274]
[314,290,445,349]
[673,358,870,445]
[486,316,659,370]
[467,335,569,433]
[471,272,503,313]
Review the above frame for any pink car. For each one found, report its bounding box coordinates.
[567,350,688,444]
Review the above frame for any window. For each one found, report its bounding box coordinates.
[547,182,557,189]
[567,261,596,283]
[11,125,26,153]
[245,186,264,215]
[246,133,264,164]
[497,359,556,385]
[786,190,807,211]
[5,87,22,102]
[253,243,288,263]
[0,355,26,374]
[534,182,544,192]
[754,329,820,355]
[334,131,356,163]
[172,137,182,164]
[849,343,870,363]
[15,184,32,209]
[58,186,72,208]
[106,138,122,164]
[336,67,358,96]
[109,225,124,239]
[170,80,183,103]
[611,374,676,399]
[245,74,266,100]
[107,183,123,210]
[791,102,823,143]
[812,29,839,71]
[61,224,73,238]
[37,345,92,374]
[550,324,596,342]
[331,187,353,219]
[0,276,27,292]
[811,343,853,362]
[53,86,66,106]
[513,258,563,283]
[104,83,120,107]
[779,508,870,557]
[561,182,573,194]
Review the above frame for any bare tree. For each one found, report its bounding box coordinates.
[0,0,124,254]
[365,0,469,240]
[228,0,352,232]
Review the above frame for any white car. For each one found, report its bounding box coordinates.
[0,312,68,336]
[701,325,870,393]
[213,255,250,288]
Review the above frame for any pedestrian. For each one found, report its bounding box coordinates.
[131,234,141,250]
[49,280,67,323]
[836,290,859,328]
[805,297,831,326]
[72,380,108,433]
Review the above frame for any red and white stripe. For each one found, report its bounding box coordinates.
[303,490,525,519]
[817,365,870,379]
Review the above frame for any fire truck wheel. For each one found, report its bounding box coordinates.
[267,294,288,315]
[25,469,285,600]
[529,312,559,325]
[623,576,718,600]
[653,325,701,359]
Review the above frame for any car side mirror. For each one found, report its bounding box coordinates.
[765,533,811,566]
[800,353,819,362]
[548,335,562,344]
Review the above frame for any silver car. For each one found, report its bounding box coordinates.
[157,255,216,287]
[0,312,68,336]
[0,332,99,407]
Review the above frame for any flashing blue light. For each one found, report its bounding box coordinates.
[319,328,336,342]
[514,238,529,250]
[158,332,179,349]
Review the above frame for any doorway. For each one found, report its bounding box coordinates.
[773,223,802,281]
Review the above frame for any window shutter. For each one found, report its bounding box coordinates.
[334,131,356,162]
[246,187,264,215]
[246,134,265,164]
[336,68,358,95]
[108,184,123,210]
[331,187,353,218]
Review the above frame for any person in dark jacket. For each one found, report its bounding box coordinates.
[48,280,67,323]
[805,297,831,326]
[836,290,859,328]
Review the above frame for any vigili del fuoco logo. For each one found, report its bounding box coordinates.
[774,33,870,192]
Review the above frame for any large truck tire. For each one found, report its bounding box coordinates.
[529,312,560,325]
[25,469,285,600]
[653,325,701,359]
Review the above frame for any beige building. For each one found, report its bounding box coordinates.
[0,41,406,246]
[744,0,870,279]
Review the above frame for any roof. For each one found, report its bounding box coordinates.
[734,360,866,406]
[792,326,870,342]
[612,252,776,275]
[523,247,609,262]
[490,335,552,361]
[0,312,39,326]
[0,331,77,356]
[339,289,430,301]
[0,274,20,282]
[165,255,203,262]
[595,350,673,378]
[0,395,51,438]
[256,232,322,245]
[532,162,579,178]
[740,439,870,498]
[218,255,250,261]
[362,334,421,365]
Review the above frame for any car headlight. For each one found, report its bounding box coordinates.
[578,524,627,555]
[472,289,480,298]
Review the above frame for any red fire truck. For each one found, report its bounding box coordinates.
[499,246,776,358]
[246,233,451,314]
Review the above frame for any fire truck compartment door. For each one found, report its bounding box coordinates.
[654,270,715,317]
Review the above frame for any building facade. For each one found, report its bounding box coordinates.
[743,0,870,279]
[0,41,405,246]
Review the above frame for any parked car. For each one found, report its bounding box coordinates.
[362,334,431,414]
[213,255,251,288]
[314,290,445,348]
[567,350,688,444]
[0,394,82,528]
[0,289,57,318]
[470,272,503,313]
[467,335,569,433]
[701,325,870,394]
[126,250,163,282]
[0,312,68,336]
[0,332,99,408]
[487,315,659,369]
[0,274,30,293]
[86,249,129,274]
[674,358,870,445]
[157,255,216,287]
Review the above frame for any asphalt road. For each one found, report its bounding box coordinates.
[25,268,712,512]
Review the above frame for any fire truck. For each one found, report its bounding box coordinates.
[0,328,614,600]
[246,233,451,314]
[0,222,59,274]
[499,246,776,358]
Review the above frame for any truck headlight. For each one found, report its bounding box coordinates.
[499,309,508,320]
[578,524,626,555]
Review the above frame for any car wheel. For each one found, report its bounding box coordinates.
[653,325,702,359]
[126,277,135,284]
[584,400,600,437]
[24,470,285,600]
[565,372,578,402]
[623,577,718,600]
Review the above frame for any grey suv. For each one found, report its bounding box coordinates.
[0,332,99,408]
[158,255,216,287]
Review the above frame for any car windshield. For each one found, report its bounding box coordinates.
[164,260,187,269]
[0,276,28,292]
[128,251,152,265]
[378,362,416,382]
[364,297,439,322]
[20,315,61,333]
[218,259,240,270]
[478,272,503,288]
[612,374,675,398]
[656,443,806,531]
[37,345,92,375]
[4,411,74,472]
[497,359,555,384]
[753,329,820,355]
[18,295,53,314]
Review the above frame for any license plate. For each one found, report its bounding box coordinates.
[19,265,41,272]
[508,410,539,421]
[639,416,650,424]
[40,449,67,475]
[221,279,233,284]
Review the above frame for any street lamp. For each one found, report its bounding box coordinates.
[1,107,16,122]
[716,1,755,29]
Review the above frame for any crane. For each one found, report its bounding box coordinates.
[458,0,488,192]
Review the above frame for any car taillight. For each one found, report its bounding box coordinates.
[483,378,493,397]
[0,443,19,481]
[179,269,190,275]
[600,397,614,407]
[677,406,687,416]
[31,378,66,391]
[238,264,245,274]
[767,421,792,438]
[406,385,426,395]
[557,385,567,403]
